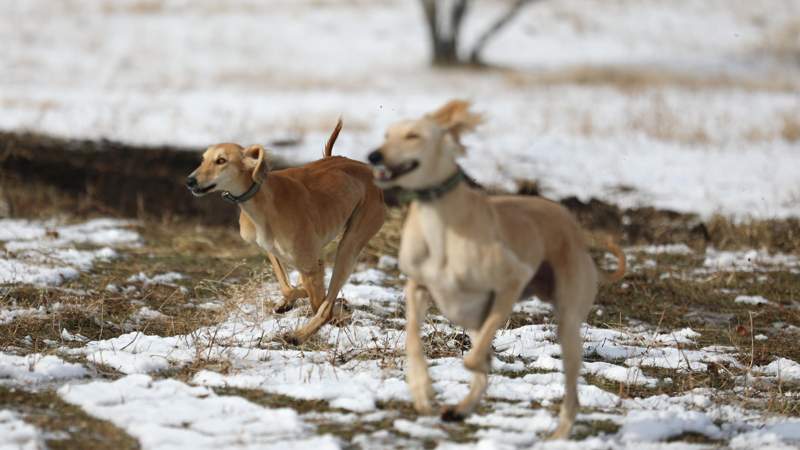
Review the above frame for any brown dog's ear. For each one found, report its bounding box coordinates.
[428,99,482,138]
[242,145,269,183]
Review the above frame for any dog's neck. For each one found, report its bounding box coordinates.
[414,181,476,225]
[236,177,278,227]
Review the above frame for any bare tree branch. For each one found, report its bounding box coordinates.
[469,0,540,64]
[419,0,440,63]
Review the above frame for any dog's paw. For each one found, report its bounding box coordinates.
[408,378,435,415]
[281,332,303,346]
[463,351,489,373]
[412,396,434,416]
[330,299,353,325]
[547,420,573,440]
[273,301,295,314]
[440,406,466,423]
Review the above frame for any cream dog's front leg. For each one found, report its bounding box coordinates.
[463,279,527,374]
[404,279,435,414]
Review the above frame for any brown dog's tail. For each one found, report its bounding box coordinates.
[323,117,343,158]
[601,237,626,284]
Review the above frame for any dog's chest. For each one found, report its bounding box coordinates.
[255,233,292,262]
[400,226,493,331]
[429,285,493,331]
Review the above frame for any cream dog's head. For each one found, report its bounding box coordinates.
[186,143,268,197]
[368,100,481,190]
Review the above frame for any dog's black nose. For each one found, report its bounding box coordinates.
[367,150,384,165]
[186,176,198,188]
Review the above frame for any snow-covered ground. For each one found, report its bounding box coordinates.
[0,218,139,285]
[3,255,800,449]
[2,0,800,447]
[2,0,799,219]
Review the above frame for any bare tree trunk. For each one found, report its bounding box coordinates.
[469,0,539,65]
[419,0,470,66]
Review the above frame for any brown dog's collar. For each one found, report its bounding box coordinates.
[221,181,262,204]
[394,169,464,204]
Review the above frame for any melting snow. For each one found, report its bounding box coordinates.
[0,352,87,384]
[0,218,139,286]
[0,410,42,450]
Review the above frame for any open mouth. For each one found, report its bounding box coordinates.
[372,160,419,182]
[190,183,216,196]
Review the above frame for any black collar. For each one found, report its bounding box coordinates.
[395,169,465,204]
[221,181,262,204]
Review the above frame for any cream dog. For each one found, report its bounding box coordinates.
[367,101,625,439]
[187,121,386,343]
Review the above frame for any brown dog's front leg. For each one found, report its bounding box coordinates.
[268,253,307,313]
[405,279,435,415]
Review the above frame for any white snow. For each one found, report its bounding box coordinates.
[0,218,139,286]
[0,352,87,384]
[618,409,722,442]
[734,295,770,306]
[756,358,800,382]
[132,307,169,321]
[58,374,340,450]
[630,244,693,256]
[0,307,47,325]
[126,272,185,286]
[703,249,800,273]
[0,410,42,450]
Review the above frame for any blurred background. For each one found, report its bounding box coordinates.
[1,0,798,222]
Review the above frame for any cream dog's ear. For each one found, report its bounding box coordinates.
[428,99,482,136]
[428,100,482,154]
[242,145,269,183]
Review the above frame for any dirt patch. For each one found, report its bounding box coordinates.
[0,131,288,225]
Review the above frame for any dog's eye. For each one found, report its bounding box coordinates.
[405,132,420,140]
[216,157,227,165]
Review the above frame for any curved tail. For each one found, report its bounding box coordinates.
[323,117,343,158]
[602,238,626,283]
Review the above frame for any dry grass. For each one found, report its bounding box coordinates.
[759,18,800,66]
[502,65,799,93]
[781,111,800,142]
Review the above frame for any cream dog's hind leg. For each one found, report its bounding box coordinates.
[443,278,529,421]
[549,255,598,440]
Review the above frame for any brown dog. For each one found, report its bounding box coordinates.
[368,101,625,439]
[187,121,386,343]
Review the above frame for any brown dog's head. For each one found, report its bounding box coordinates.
[186,143,268,197]
[368,100,481,190]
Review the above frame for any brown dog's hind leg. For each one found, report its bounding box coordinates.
[268,252,308,313]
[302,260,326,314]
[287,202,384,345]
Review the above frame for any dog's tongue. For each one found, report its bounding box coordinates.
[373,166,391,181]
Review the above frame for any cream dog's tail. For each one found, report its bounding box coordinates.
[602,237,626,283]
[323,117,343,158]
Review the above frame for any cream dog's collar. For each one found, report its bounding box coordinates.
[395,169,465,204]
